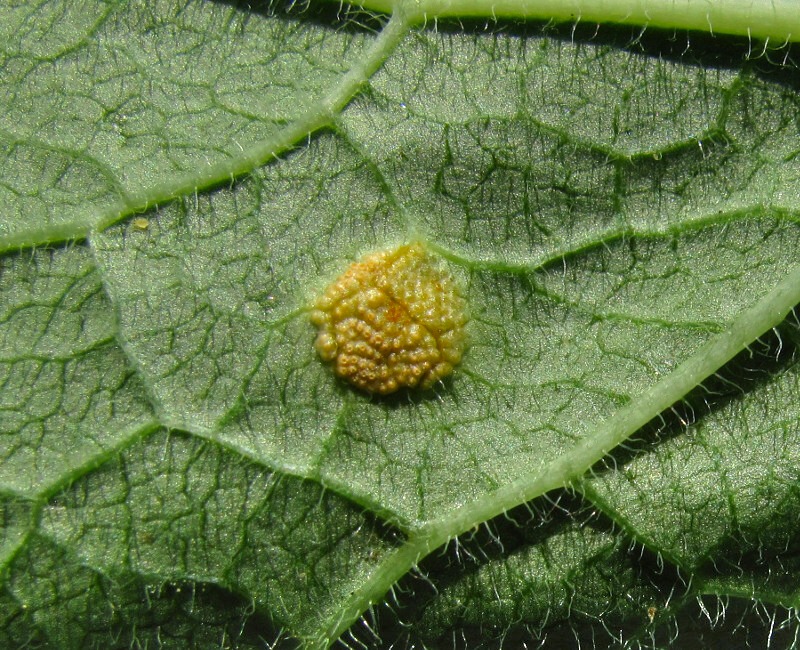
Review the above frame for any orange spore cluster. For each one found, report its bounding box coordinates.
[310,243,467,394]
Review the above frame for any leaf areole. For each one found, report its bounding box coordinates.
[310,242,468,395]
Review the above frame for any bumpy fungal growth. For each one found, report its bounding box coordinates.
[310,242,467,395]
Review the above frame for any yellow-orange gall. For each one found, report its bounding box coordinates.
[310,243,467,395]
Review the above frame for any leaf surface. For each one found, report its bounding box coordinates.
[2,1,800,648]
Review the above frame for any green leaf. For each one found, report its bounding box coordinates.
[2,1,800,648]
